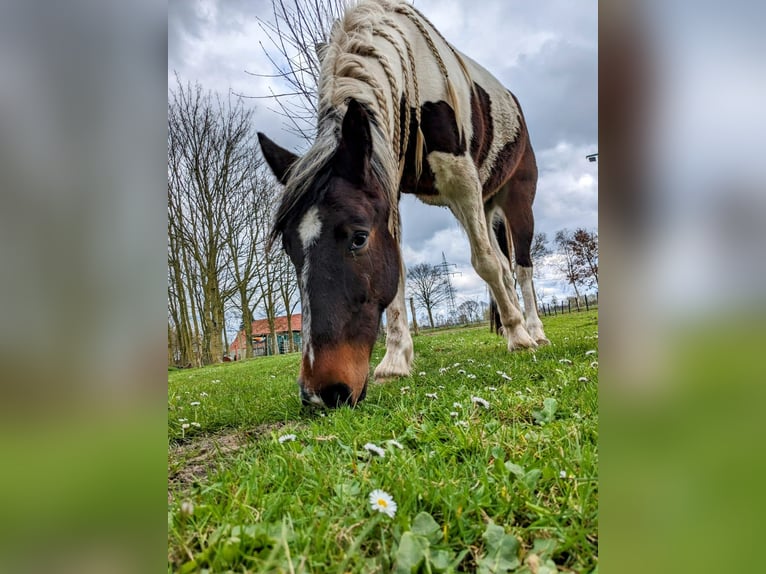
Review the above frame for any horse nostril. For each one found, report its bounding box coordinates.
[318,383,355,408]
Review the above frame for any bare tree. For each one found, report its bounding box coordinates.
[457,299,480,323]
[530,232,551,262]
[252,0,346,142]
[407,263,455,329]
[168,79,258,364]
[555,229,583,309]
[570,228,599,288]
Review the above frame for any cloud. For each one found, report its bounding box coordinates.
[168,0,597,307]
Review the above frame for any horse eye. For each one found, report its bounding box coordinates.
[350,231,369,251]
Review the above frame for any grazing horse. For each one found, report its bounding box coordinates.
[258,0,549,408]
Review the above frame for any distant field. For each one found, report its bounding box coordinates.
[168,311,598,573]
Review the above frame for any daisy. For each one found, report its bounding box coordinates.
[559,470,568,479]
[590,361,599,369]
[191,422,201,428]
[496,371,512,381]
[364,443,385,457]
[450,411,459,418]
[190,401,201,406]
[578,377,588,382]
[466,374,477,379]
[419,371,426,376]
[452,402,462,409]
[455,420,469,428]
[199,392,208,398]
[386,439,404,449]
[278,434,297,444]
[457,369,466,375]
[425,393,438,399]
[559,359,573,365]
[471,396,490,409]
[369,489,397,518]
[181,423,190,429]
[585,350,597,356]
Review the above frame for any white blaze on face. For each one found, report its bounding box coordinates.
[298,206,322,368]
[298,206,322,250]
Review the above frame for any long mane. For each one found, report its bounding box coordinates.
[270,0,471,246]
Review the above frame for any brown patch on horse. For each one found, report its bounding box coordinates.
[470,82,494,170]
[482,91,530,199]
[399,96,466,196]
[301,343,371,405]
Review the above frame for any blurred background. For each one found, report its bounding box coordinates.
[0,0,764,572]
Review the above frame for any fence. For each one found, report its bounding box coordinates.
[538,293,598,317]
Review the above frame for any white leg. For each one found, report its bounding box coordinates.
[429,153,536,351]
[516,264,550,345]
[374,258,414,381]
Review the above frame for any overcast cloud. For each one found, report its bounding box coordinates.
[168,0,598,310]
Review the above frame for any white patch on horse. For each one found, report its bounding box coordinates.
[374,265,413,380]
[298,208,321,369]
[301,259,314,369]
[516,265,549,344]
[298,206,322,250]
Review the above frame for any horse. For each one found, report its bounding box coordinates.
[258,0,549,408]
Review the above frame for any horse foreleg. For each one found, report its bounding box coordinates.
[430,152,536,352]
[374,258,414,381]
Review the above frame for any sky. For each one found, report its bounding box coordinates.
[168,0,598,313]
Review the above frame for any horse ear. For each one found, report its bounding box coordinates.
[258,132,299,185]
[335,99,372,184]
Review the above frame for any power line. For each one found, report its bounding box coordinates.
[435,251,460,316]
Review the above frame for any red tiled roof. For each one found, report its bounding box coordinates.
[229,314,302,352]
[250,314,302,336]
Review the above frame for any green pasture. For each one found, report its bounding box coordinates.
[168,311,598,572]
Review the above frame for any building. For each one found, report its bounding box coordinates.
[228,314,302,359]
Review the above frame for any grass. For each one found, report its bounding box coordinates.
[168,311,598,573]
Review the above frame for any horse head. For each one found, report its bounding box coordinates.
[258,99,400,407]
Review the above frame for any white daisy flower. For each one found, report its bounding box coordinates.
[450,411,459,418]
[419,371,426,376]
[386,439,404,449]
[457,369,466,375]
[190,401,201,406]
[211,379,221,383]
[496,371,512,381]
[466,374,477,379]
[437,385,445,390]
[178,418,188,422]
[180,500,194,516]
[467,359,475,363]
[181,423,190,429]
[191,422,201,428]
[558,359,573,365]
[585,350,597,356]
[425,393,438,399]
[453,402,462,409]
[453,363,461,367]
[455,421,469,428]
[278,434,297,444]
[559,470,567,479]
[578,377,588,382]
[369,489,397,518]
[487,386,497,392]
[471,396,490,409]
[590,361,599,369]
[200,392,208,398]
[364,443,385,457]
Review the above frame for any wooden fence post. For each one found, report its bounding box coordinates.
[409,297,419,336]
